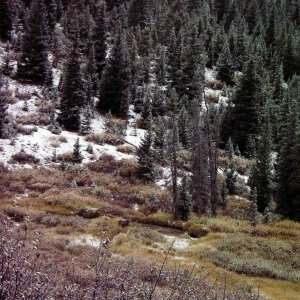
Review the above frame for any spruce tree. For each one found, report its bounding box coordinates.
[58,38,85,131]
[250,187,258,226]
[80,105,92,136]
[0,0,13,41]
[178,176,191,221]
[217,38,234,84]
[0,73,10,139]
[287,124,300,221]
[97,30,130,117]
[225,161,237,195]
[137,129,155,181]
[17,0,52,85]
[94,0,107,81]
[226,58,260,155]
[276,100,298,219]
[73,138,83,163]
[252,104,273,213]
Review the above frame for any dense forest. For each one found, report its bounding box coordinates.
[0,1,300,298]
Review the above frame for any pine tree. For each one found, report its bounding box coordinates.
[80,105,92,136]
[0,0,13,41]
[252,104,273,213]
[276,100,298,219]
[178,176,191,221]
[225,161,237,195]
[17,0,52,85]
[217,37,234,84]
[97,30,130,117]
[0,73,10,139]
[58,38,85,131]
[250,187,258,226]
[94,0,107,81]
[225,137,234,159]
[73,138,83,163]
[226,58,260,155]
[137,129,155,181]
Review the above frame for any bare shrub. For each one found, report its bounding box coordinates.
[87,154,118,173]
[4,207,26,222]
[77,208,100,219]
[15,91,31,100]
[117,144,135,154]
[86,132,123,146]
[206,93,220,104]
[119,159,138,178]
[11,150,40,164]
[15,125,38,135]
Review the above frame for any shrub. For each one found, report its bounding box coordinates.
[57,151,74,163]
[206,93,220,104]
[204,233,300,281]
[206,79,225,90]
[15,91,31,100]
[119,159,138,178]
[86,132,123,146]
[4,207,26,222]
[15,125,38,135]
[187,224,209,238]
[77,208,100,219]
[11,150,40,164]
[87,155,118,174]
[34,213,60,227]
[117,144,135,154]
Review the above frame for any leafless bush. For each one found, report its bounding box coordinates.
[11,150,40,164]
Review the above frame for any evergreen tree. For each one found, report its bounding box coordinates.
[58,38,85,131]
[276,100,298,219]
[0,0,13,41]
[0,73,10,139]
[225,137,234,159]
[217,37,234,84]
[225,58,260,155]
[249,187,258,226]
[17,0,52,85]
[178,176,191,221]
[252,104,273,213]
[73,138,83,163]
[137,129,155,181]
[94,0,107,81]
[80,105,92,136]
[225,161,237,195]
[97,30,130,117]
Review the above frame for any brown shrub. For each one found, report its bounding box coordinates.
[15,125,38,135]
[206,93,219,104]
[15,91,31,100]
[38,114,51,125]
[206,79,225,90]
[16,113,39,125]
[4,207,27,222]
[119,159,138,178]
[87,155,118,173]
[57,151,74,163]
[34,213,60,227]
[117,144,135,154]
[187,224,209,238]
[11,150,40,164]
[86,132,123,146]
[28,182,53,192]
[78,208,100,219]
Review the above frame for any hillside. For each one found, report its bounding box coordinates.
[0,0,300,299]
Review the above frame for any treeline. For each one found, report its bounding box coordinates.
[0,0,299,221]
